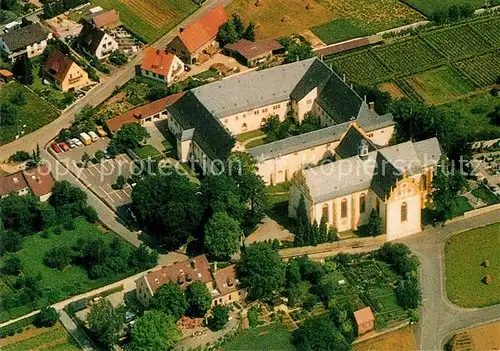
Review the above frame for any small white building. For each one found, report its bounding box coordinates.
[77,21,118,60]
[140,47,184,85]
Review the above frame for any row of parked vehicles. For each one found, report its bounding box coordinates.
[50,127,108,153]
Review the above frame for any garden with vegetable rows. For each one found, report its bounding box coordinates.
[325,14,500,104]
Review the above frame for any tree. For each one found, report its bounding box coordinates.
[131,173,204,250]
[0,103,17,126]
[81,152,90,167]
[292,315,351,351]
[0,230,23,256]
[488,105,500,126]
[354,84,392,115]
[44,246,73,270]
[113,175,127,190]
[87,300,123,349]
[129,244,158,270]
[396,277,422,309]
[298,112,322,134]
[129,310,181,351]
[295,195,310,246]
[108,123,150,155]
[278,35,314,63]
[216,21,239,47]
[185,281,212,318]
[204,212,241,260]
[50,181,87,208]
[286,280,311,307]
[94,150,105,161]
[150,283,187,320]
[377,243,419,277]
[232,14,245,37]
[242,22,255,41]
[327,226,338,242]
[319,215,328,243]
[109,50,128,66]
[208,305,229,331]
[366,209,382,236]
[0,195,38,234]
[200,174,245,222]
[2,255,22,275]
[12,54,33,85]
[147,86,168,101]
[34,307,59,327]
[8,150,30,162]
[9,90,27,105]
[237,242,285,299]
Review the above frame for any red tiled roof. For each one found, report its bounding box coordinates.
[92,9,119,28]
[22,165,54,197]
[43,49,75,83]
[179,4,228,53]
[354,307,374,326]
[225,39,284,61]
[213,265,239,296]
[0,69,13,77]
[0,172,28,197]
[106,92,185,132]
[141,47,175,77]
[146,255,212,293]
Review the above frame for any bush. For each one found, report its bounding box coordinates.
[109,50,128,66]
[208,305,229,331]
[81,205,98,223]
[34,307,59,328]
[247,306,259,327]
[52,226,62,235]
[2,255,22,275]
[9,150,30,162]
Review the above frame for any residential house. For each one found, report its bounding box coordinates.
[135,255,213,306]
[164,57,395,180]
[105,92,185,134]
[83,9,119,29]
[140,47,184,85]
[354,307,374,336]
[0,23,52,61]
[224,38,285,67]
[166,4,228,63]
[288,125,442,240]
[211,265,246,306]
[43,49,89,92]
[77,21,118,59]
[0,165,54,202]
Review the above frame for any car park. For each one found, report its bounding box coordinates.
[80,132,92,145]
[59,142,70,152]
[66,139,77,148]
[71,138,83,147]
[96,126,108,137]
[51,143,62,153]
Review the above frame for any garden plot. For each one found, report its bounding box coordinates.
[455,52,500,88]
[330,50,391,84]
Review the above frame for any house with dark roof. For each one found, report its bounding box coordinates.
[0,23,52,61]
[288,129,442,241]
[224,38,284,67]
[77,21,118,59]
[165,57,395,183]
[139,47,184,85]
[83,9,119,29]
[43,49,89,92]
[166,4,228,63]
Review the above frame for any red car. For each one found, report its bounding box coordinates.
[59,142,70,152]
[51,143,62,153]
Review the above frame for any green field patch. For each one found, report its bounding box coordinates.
[455,52,500,87]
[2,324,79,351]
[0,82,60,144]
[399,0,484,16]
[422,25,492,59]
[445,222,500,307]
[373,37,444,76]
[312,19,368,45]
[133,145,164,160]
[472,18,500,47]
[221,323,294,351]
[404,65,476,105]
[330,50,391,84]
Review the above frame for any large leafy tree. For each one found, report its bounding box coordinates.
[204,212,241,260]
[131,173,204,250]
[12,54,33,85]
[292,315,351,351]
[129,310,181,351]
[396,276,422,309]
[278,35,314,64]
[108,123,150,155]
[87,300,123,349]
[185,281,212,318]
[200,174,245,222]
[149,283,187,320]
[0,103,17,126]
[237,242,285,299]
[366,209,382,237]
[208,305,229,331]
[0,195,38,234]
[50,181,87,208]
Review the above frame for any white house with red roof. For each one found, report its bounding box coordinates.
[139,47,184,85]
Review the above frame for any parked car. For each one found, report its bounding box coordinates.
[88,131,99,142]
[96,126,108,137]
[66,139,77,148]
[59,142,70,152]
[71,138,83,147]
[103,149,111,159]
[51,143,62,153]
[79,132,92,146]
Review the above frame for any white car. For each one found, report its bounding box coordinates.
[66,139,77,148]
[71,138,83,147]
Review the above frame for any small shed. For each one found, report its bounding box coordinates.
[224,39,284,67]
[0,69,14,83]
[354,306,374,336]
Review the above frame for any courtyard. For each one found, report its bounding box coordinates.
[445,222,500,308]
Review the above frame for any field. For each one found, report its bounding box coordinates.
[91,0,198,42]
[0,218,133,320]
[472,18,500,47]
[0,323,80,351]
[0,82,60,145]
[455,52,500,87]
[445,222,500,307]
[331,50,391,84]
[133,145,164,160]
[404,66,475,105]
[227,0,422,43]
[399,0,485,16]
[221,323,294,351]
[354,326,417,351]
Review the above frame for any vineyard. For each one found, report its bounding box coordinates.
[326,14,500,104]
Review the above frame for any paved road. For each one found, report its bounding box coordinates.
[59,310,96,351]
[396,210,500,350]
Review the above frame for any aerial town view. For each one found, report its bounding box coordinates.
[0,0,499,349]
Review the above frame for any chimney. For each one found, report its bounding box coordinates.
[179,27,184,33]
[156,49,160,55]
[190,259,196,269]
[369,102,375,112]
[227,278,234,287]
[213,261,217,272]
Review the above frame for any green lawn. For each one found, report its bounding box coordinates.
[0,218,134,313]
[2,324,80,351]
[452,196,473,217]
[133,145,164,160]
[91,0,198,43]
[236,129,266,143]
[0,82,60,145]
[471,185,500,206]
[312,19,368,45]
[399,0,484,16]
[245,138,266,149]
[445,222,500,307]
[30,63,74,110]
[221,323,294,351]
